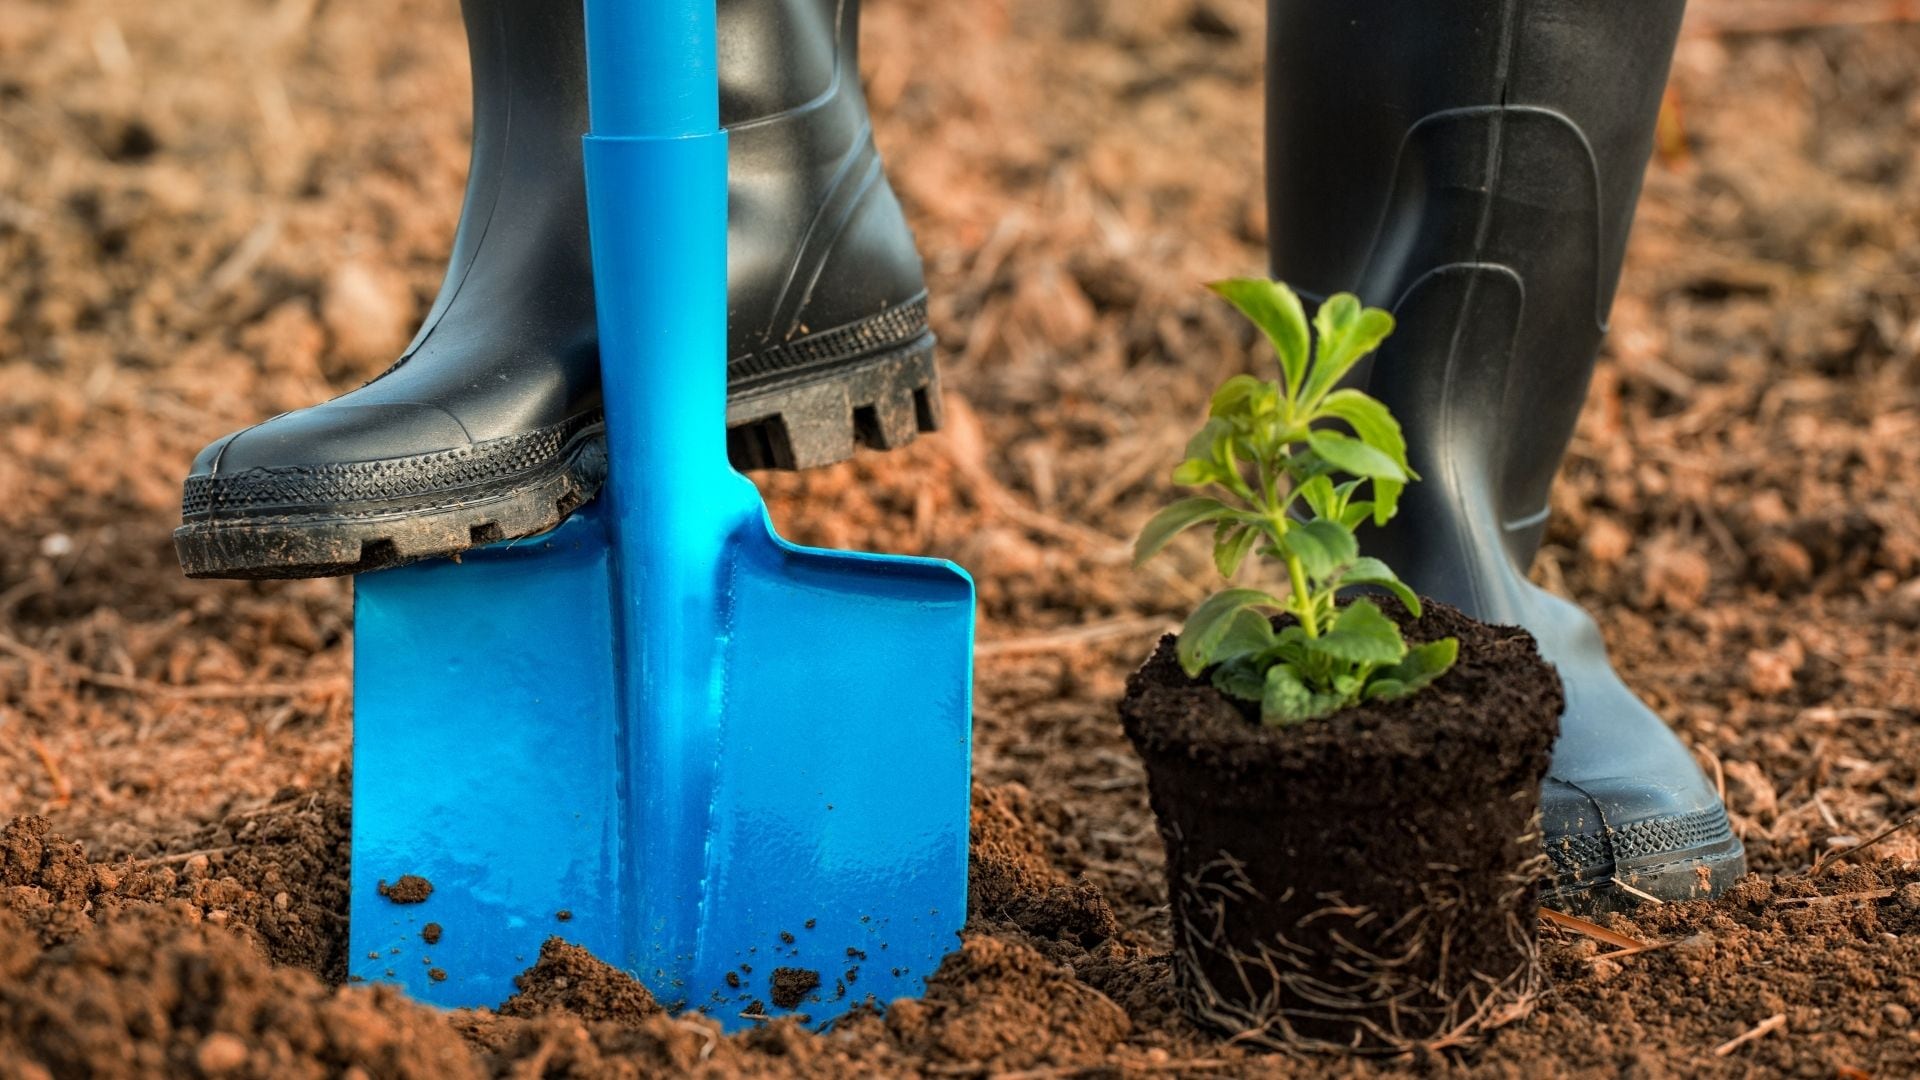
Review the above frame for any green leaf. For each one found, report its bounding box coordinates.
[1208,374,1268,420]
[1308,599,1408,665]
[1365,637,1459,700]
[1362,678,1406,701]
[1295,475,1339,520]
[1336,556,1423,615]
[1183,417,1235,466]
[1337,500,1376,530]
[1304,293,1395,405]
[1209,278,1311,397]
[1261,664,1346,726]
[1307,431,1408,482]
[1211,657,1267,702]
[1214,608,1278,659]
[1171,458,1219,487]
[1370,478,1404,526]
[1134,497,1234,567]
[1316,390,1413,475]
[1282,518,1358,581]
[1213,524,1260,578]
[1314,389,1413,524]
[1264,624,1313,667]
[1178,588,1284,676]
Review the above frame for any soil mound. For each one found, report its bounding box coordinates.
[3,773,352,982]
[969,783,1120,948]
[885,936,1132,1069]
[0,908,480,1080]
[499,936,663,1026]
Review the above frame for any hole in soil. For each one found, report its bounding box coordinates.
[1682,277,1772,303]
[468,522,504,546]
[109,121,161,163]
[852,404,884,449]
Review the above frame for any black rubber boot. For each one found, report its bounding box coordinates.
[1266,0,1745,911]
[176,0,937,579]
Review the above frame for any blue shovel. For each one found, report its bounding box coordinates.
[345,0,975,1027]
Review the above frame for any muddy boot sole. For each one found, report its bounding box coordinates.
[1540,806,1748,914]
[175,333,942,579]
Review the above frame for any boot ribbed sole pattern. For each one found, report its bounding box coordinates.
[175,310,940,579]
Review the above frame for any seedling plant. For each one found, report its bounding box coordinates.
[1134,279,1457,725]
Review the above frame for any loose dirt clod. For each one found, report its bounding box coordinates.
[770,967,821,1009]
[498,937,663,1026]
[422,922,442,945]
[378,875,434,904]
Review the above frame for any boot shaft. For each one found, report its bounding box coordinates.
[720,0,860,123]
[1266,0,1686,590]
[432,0,920,366]
[456,0,860,141]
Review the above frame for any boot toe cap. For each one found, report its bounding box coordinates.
[181,402,479,525]
[197,402,474,478]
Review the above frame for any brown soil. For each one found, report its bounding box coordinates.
[3,0,1919,1075]
[1121,599,1560,1051]
[497,937,664,1026]
[376,875,433,905]
[770,968,822,1011]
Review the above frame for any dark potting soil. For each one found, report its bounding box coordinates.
[1120,597,1562,1051]
[770,966,822,1010]
[377,874,433,904]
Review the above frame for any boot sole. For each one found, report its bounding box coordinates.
[1541,805,1747,913]
[175,333,942,579]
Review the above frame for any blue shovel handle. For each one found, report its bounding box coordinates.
[585,2,720,137]
[578,0,756,981]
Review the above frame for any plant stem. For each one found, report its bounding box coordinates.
[1286,554,1318,638]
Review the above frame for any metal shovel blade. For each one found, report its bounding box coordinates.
[660,494,975,1020]
[348,498,973,1025]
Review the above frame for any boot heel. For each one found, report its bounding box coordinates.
[725,332,941,471]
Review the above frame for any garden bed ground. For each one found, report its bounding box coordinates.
[3,0,1918,1075]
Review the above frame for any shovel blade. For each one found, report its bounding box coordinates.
[349,508,624,1007]
[683,516,974,1021]
[348,498,974,1027]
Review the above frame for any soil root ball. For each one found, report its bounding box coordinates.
[1120,598,1561,1053]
